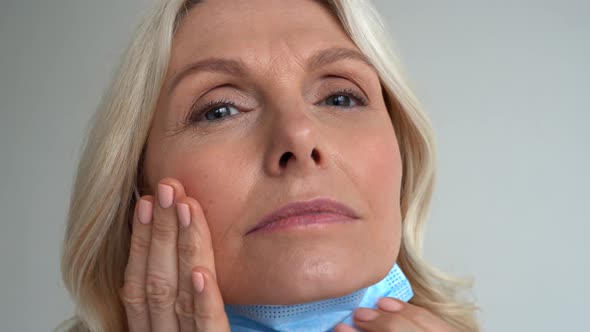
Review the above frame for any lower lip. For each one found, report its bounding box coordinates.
[247,213,357,234]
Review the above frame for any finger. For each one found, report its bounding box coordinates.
[376,297,405,312]
[120,196,154,332]
[192,267,230,332]
[353,307,417,332]
[382,300,452,331]
[146,178,186,332]
[175,196,217,332]
[334,323,359,332]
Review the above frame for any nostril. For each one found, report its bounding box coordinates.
[279,152,293,168]
[311,148,320,162]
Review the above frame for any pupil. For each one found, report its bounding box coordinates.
[207,106,229,120]
[331,95,349,106]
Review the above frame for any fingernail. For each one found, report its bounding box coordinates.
[138,199,153,224]
[177,203,191,228]
[377,297,404,312]
[354,308,379,321]
[158,183,174,208]
[192,271,205,293]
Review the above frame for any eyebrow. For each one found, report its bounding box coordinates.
[168,47,375,94]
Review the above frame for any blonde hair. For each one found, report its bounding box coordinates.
[57,0,479,331]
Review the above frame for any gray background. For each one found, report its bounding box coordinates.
[1,0,588,331]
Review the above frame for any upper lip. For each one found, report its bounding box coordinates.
[246,197,360,234]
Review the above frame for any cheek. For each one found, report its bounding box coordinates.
[351,123,403,254]
[156,143,253,246]
[355,124,402,213]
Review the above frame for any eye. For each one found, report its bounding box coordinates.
[186,98,240,124]
[202,104,239,121]
[325,95,357,107]
[320,88,367,108]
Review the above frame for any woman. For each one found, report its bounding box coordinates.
[57,0,479,331]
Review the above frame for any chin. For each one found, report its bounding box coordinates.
[221,246,385,305]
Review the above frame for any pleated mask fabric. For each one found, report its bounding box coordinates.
[224,262,413,331]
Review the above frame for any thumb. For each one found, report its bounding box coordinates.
[192,266,230,332]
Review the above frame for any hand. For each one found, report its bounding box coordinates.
[119,178,230,332]
[334,297,457,332]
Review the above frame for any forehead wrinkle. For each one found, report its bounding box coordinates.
[168,1,372,93]
[261,41,308,78]
[168,46,375,95]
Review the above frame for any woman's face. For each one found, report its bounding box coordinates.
[143,0,403,305]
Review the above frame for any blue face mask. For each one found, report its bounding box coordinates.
[224,263,413,332]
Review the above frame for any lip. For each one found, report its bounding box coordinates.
[246,198,360,235]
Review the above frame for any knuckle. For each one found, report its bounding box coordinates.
[119,281,148,319]
[194,308,221,322]
[145,273,177,310]
[151,220,177,241]
[119,279,146,305]
[174,289,194,318]
[177,241,197,258]
[129,235,150,255]
[192,284,222,323]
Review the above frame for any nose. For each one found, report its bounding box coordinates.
[263,104,326,177]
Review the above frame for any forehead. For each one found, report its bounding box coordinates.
[170,0,358,71]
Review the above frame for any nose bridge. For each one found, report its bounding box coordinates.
[263,89,324,177]
[275,105,316,154]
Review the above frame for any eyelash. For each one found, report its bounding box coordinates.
[184,88,368,125]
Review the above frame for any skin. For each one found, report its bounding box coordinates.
[335,297,457,331]
[118,0,456,331]
[144,0,402,305]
